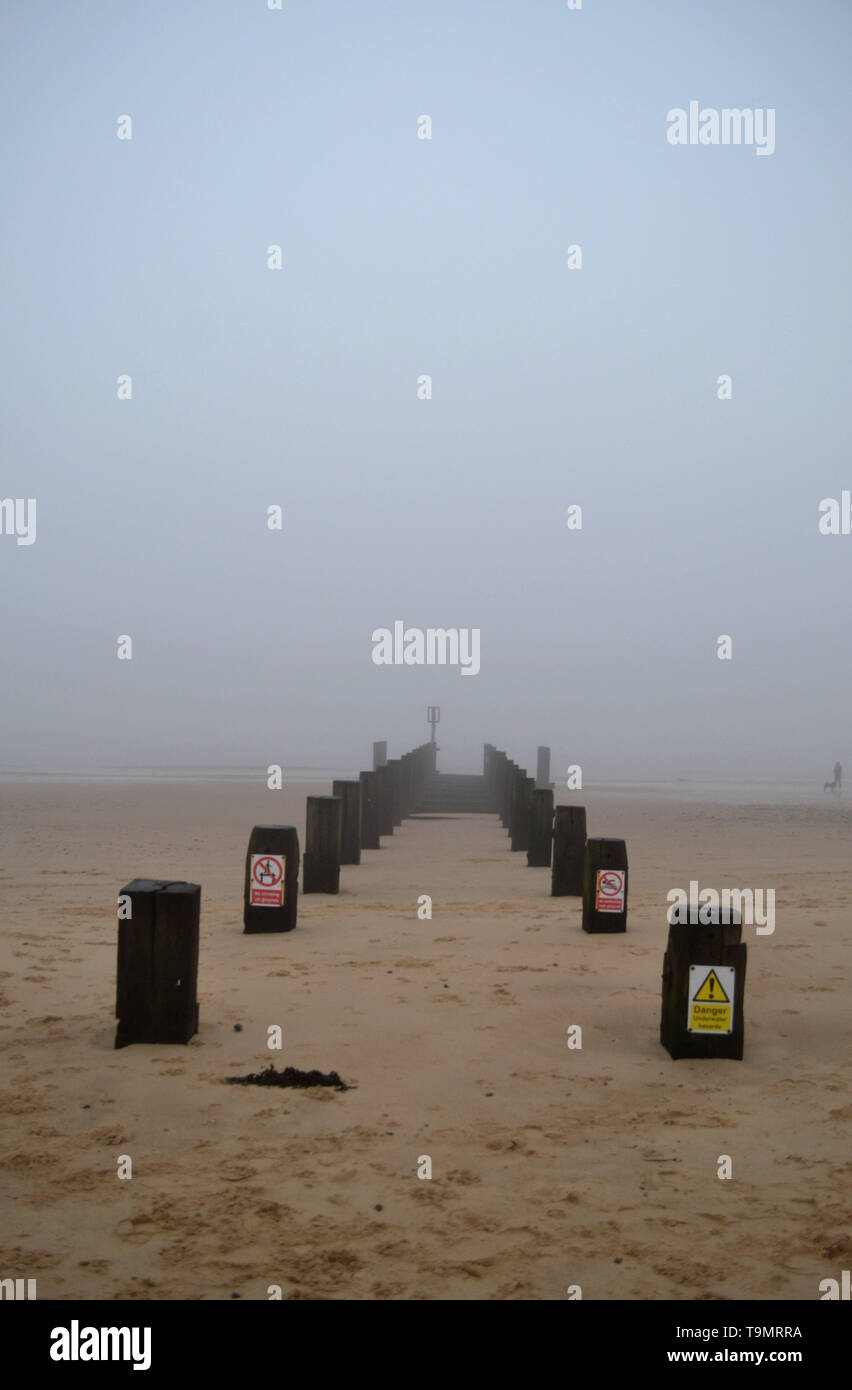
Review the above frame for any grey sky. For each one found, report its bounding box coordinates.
[1,1,849,779]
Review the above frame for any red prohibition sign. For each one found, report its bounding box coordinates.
[253,856,283,887]
[599,872,622,896]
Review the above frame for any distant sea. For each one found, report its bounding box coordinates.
[0,766,356,785]
[586,780,845,806]
[0,768,843,805]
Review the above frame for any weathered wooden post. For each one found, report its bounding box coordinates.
[484,745,503,811]
[536,746,551,789]
[417,744,430,807]
[551,806,587,896]
[493,751,506,821]
[508,766,521,838]
[378,761,394,834]
[527,788,554,867]
[373,741,387,769]
[503,762,515,831]
[501,759,516,829]
[423,741,433,795]
[660,907,746,1059]
[404,751,416,816]
[116,880,200,1048]
[377,762,395,836]
[407,747,420,811]
[398,753,411,819]
[483,744,496,810]
[510,773,535,852]
[484,744,493,796]
[387,758,403,827]
[332,780,362,866]
[498,759,508,826]
[359,770,380,849]
[405,756,416,817]
[483,743,493,776]
[582,838,628,932]
[244,825,300,932]
[405,750,418,813]
[303,796,342,893]
[420,740,437,801]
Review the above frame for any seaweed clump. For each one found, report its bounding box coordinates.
[226,1065,352,1092]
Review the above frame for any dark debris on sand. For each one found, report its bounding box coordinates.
[225,1065,353,1092]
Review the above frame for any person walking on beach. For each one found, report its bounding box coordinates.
[834,762,842,795]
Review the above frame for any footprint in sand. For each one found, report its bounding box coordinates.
[116,1215,161,1245]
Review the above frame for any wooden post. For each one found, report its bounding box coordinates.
[510,773,535,851]
[551,806,587,896]
[660,910,746,1059]
[387,758,403,826]
[483,744,498,813]
[508,761,517,825]
[332,780,362,865]
[400,752,413,818]
[501,759,515,828]
[377,763,395,836]
[116,879,200,1048]
[359,770,380,849]
[373,741,387,769]
[582,838,628,933]
[492,751,507,822]
[497,751,508,819]
[303,796,342,893]
[407,748,421,811]
[244,825,300,933]
[415,745,429,808]
[527,788,554,867]
[536,746,551,789]
[415,741,436,808]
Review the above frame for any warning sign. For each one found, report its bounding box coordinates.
[595,869,625,912]
[250,854,285,908]
[688,964,734,1034]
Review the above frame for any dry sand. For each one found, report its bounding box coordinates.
[0,780,849,1301]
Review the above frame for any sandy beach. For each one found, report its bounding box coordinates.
[0,780,849,1301]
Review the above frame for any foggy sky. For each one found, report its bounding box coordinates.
[1,1,850,780]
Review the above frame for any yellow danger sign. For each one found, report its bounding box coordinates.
[688,964,734,1034]
[693,969,730,1003]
